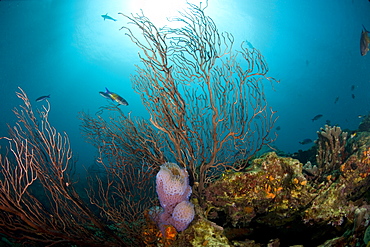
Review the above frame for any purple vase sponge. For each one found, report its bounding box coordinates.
[156,162,194,232]
[156,162,191,210]
[169,200,195,231]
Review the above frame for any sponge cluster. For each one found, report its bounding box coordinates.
[155,162,195,233]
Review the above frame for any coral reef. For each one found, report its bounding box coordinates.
[0,2,276,245]
[5,89,370,246]
[205,152,313,228]
[197,128,370,246]
[137,125,370,245]
[3,0,370,245]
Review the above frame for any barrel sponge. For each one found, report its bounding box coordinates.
[156,162,190,196]
[171,200,195,232]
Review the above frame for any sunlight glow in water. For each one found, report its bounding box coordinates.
[128,0,201,26]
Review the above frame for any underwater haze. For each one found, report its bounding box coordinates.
[0,0,369,168]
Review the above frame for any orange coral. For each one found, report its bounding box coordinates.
[362,147,370,164]
[163,225,178,241]
[141,210,178,246]
[155,225,178,247]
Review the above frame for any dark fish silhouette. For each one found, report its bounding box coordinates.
[334,97,339,104]
[360,25,370,56]
[351,85,355,91]
[101,13,117,21]
[35,95,50,102]
[312,114,323,122]
[299,138,313,145]
[352,94,355,99]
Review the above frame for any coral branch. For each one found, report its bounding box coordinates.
[316,125,348,176]
[117,2,278,202]
[0,88,126,246]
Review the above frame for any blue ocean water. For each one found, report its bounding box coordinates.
[0,0,369,169]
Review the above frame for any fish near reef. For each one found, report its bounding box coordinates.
[101,13,117,21]
[36,94,50,102]
[360,25,370,56]
[299,138,313,145]
[312,114,323,122]
[99,87,128,106]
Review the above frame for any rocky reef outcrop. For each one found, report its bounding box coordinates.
[142,123,370,246]
[199,127,370,246]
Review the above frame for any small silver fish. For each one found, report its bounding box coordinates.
[36,95,50,102]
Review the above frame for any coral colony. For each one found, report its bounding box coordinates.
[154,163,195,233]
[3,2,370,247]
